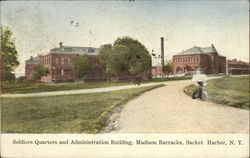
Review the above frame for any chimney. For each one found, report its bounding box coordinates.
[59,41,63,48]
[30,56,33,61]
[161,37,164,66]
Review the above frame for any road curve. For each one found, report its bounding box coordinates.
[112,82,249,133]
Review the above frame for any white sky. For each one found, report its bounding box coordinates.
[1,0,249,75]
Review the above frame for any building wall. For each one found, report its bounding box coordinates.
[172,54,203,74]
[172,53,226,74]
[40,53,107,82]
[218,56,226,73]
[25,64,38,80]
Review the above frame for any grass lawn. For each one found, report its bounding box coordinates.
[1,76,191,94]
[1,81,135,94]
[184,76,250,109]
[1,84,164,133]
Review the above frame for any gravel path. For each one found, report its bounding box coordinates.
[111,82,249,133]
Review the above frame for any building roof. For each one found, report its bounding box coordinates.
[25,56,41,64]
[50,46,99,55]
[177,44,218,55]
[228,59,250,65]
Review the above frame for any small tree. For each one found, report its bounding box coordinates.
[176,66,181,73]
[31,65,49,80]
[163,60,173,76]
[73,55,92,81]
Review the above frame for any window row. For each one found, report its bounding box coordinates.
[174,57,199,63]
[55,57,71,65]
[41,58,51,65]
[41,57,71,65]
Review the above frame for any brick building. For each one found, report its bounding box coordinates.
[227,59,250,74]
[39,43,104,82]
[25,42,151,82]
[25,56,41,80]
[172,44,226,74]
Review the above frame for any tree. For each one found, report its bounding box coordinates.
[2,71,15,82]
[176,66,181,73]
[98,44,112,68]
[163,60,173,76]
[1,26,19,81]
[97,44,116,80]
[111,36,152,79]
[31,65,49,80]
[73,55,92,81]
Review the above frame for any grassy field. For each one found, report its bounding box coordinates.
[1,84,163,133]
[184,76,250,109]
[1,76,191,94]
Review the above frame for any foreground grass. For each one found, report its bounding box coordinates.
[1,84,164,133]
[184,76,250,109]
[1,76,191,94]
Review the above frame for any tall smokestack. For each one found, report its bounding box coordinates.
[161,37,164,66]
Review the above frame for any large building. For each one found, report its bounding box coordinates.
[25,42,151,82]
[39,42,104,82]
[227,59,250,74]
[172,44,226,74]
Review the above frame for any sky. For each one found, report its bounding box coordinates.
[1,0,249,75]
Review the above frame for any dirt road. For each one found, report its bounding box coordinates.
[112,82,249,133]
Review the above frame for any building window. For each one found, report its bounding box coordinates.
[56,58,59,65]
[62,58,64,65]
[61,69,64,76]
[68,57,71,64]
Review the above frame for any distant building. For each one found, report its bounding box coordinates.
[25,56,41,80]
[172,44,226,74]
[227,59,250,74]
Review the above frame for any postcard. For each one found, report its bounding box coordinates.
[0,0,249,157]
